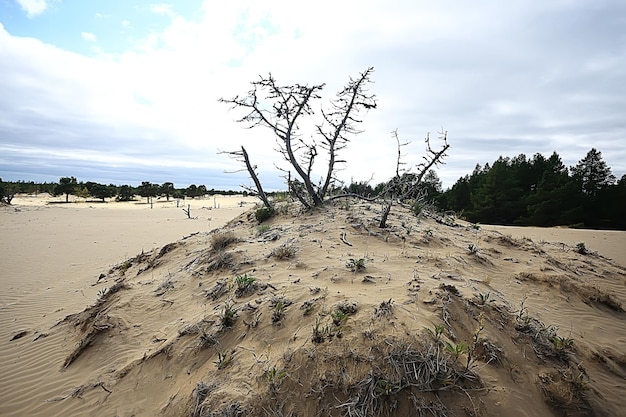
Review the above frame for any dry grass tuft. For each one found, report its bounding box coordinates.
[271,243,297,260]
[210,232,238,252]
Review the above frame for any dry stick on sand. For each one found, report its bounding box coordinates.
[340,231,353,246]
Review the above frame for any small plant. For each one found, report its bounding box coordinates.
[474,292,493,307]
[97,287,108,300]
[346,258,366,272]
[255,207,274,223]
[552,336,574,352]
[467,243,479,254]
[312,315,329,343]
[331,309,349,326]
[575,242,588,255]
[120,259,132,275]
[445,341,469,361]
[425,324,445,341]
[424,229,433,237]
[214,349,234,369]
[272,299,287,323]
[373,299,394,319]
[375,378,401,396]
[471,223,481,230]
[257,224,270,235]
[235,273,257,297]
[264,366,287,391]
[220,300,238,327]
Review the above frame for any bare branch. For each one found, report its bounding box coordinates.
[218,147,272,210]
[318,67,377,199]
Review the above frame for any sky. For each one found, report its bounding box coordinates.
[1,0,625,191]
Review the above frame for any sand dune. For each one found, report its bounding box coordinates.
[1,195,624,416]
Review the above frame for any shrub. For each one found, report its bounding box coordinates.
[575,242,588,255]
[255,207,274,223]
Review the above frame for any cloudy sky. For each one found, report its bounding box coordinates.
[1,0,624,191]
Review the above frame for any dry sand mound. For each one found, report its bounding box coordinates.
[2,199,625,416]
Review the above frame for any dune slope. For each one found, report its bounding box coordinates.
[3,201,625,416]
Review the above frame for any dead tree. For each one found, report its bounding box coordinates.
[379,129,450,228]
[220,67,376,208]
[219,146,273,211]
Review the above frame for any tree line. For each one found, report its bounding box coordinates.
[434,148,625,230]
[0,178,246,204]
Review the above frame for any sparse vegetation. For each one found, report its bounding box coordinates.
[271,243,297,260]
[214,349,234,369]
[575,242,588,255]
[467,243,479,254]
[346,257,366,272]
[255,207,274,223]
[220,300,238,328]
[234,273,257,297]
[211,231,238,251]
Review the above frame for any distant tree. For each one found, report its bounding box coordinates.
[89,183,116,202]
[197,185,207,198]
[0,178,15,204]
[138,181,158,203]
[117,185,134,202]
[54,176,78,203]
[186,184,198,199]
[570,148,616,197]
[160,182,175,201]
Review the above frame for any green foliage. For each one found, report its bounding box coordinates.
[474,292,493,307]
[438,149,624,230]
[575,242,588,255]
[330,309,349,326]
[552,336,574,352]
[214,349,234,369]
[235,274,257,297]
[220,300,238,327]
[257,224,270,235]
[424,324,445,341]
[346,258,366,272]
[271,298,287,323]
[374,379,401,396]
[264,366,287,387]
[54,176,78,202]
[137,181,159,203]
[445,341,469,359]
[255,207,274,223]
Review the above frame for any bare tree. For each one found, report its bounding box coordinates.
[219,146,273,210]
[378,129,450,228]
[220,67,376,208]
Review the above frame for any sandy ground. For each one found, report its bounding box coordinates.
[1,195,624,416]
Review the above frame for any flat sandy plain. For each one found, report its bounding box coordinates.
[1,194,624,416]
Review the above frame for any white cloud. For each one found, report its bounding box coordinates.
[149,3,174,17]
[81,32,97,42]
[15,0,51,18]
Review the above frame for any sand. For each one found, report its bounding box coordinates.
[1,194,624,416]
